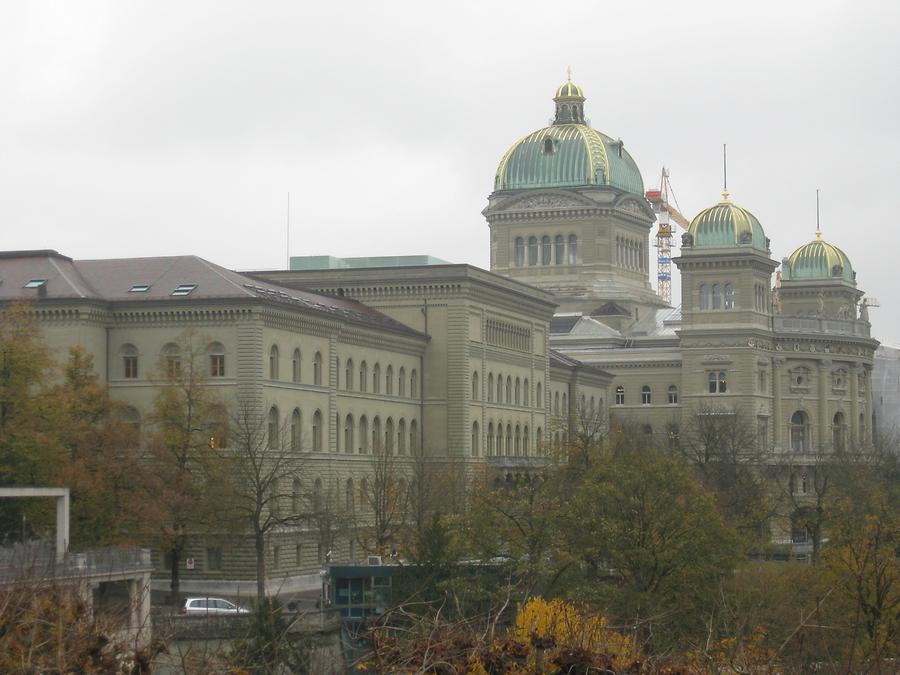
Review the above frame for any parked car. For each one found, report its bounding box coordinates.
[181,597,249,615]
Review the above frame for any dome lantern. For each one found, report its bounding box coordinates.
[553,66,586,125]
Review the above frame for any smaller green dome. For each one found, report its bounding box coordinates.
[555,80,585,99]
[686,193,767,251]
[784,233,855,282]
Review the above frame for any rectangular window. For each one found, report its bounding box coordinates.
[123,356,138,379]
[166,355,182,378]
[757,416,769,452]
[210,354,225,377]
[708,371,727,394]
[171,284,197,296]
[207,547,223,571]
[23,279,46,288]
[272,546,280,570]
[295,544,302,566]
[615,388,625,405]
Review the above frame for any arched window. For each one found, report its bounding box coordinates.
[269,345,280,380]
[514,237,525,267]
[206,342,225,378]
[832,412,845,451]
[292,477,302,514]
[410,370,418,398]
[590,395,596,414]
[471,421,480,456]
[487,422,494,456]
[410,419,418,453]
[121,406,141,436]
[496,374,503,403]
[372,416,382,453]
[121,343,139,379]
[724,283,736,309]
[527,236,538,265]
[312,410,323,452]
[345,358,354,390]
[346,478,354,513]
[515,377,521,405]
[790,411,808,452]
[505,424,512,456]
[268,407,280,449]
[292,348,302,382]
[699,283,710,310]
[359,478,368,512]
[554,391,560,415]
[291,408,301,451]
[708,371,727,394]
[554,235,565,264]
[162,343,181,378]
[398,419,406,454]
[536,382,542,408]
[207,405,228,449]
[399,367,406,396]
[541,236,552,265]
[488,373,494,402]
[372,363,380,393]
[515,426,521,456]
[359,416,368,453]
[385,418,394,454]
[641,385,651,405]
[523,425,530,455]
[386,365,394,395]
[711,284,722,310]
[344,414,354,453]
[313,352,322,385]
[536,427,543,452]
[360,360,369,392]
[496,424,503,456]
[562,392,567,413]
[615,385,625,405]
[472,371,479,400]
[567,234,578,264]
[668,385,678,404]
[506,376,512,404]
[313,477,323,512]
[523,378,529,406]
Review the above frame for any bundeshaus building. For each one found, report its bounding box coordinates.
[0,75,880,593]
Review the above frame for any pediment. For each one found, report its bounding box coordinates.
[612,194,655,219]
[494,191,597,213]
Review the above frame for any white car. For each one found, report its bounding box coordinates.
[181,597,250,615]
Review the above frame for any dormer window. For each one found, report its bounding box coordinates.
[171,284,197,296]
[543,138,555,155]
[23,279,46,288]
[129,284,151,293]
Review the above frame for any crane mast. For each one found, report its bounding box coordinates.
[645,168,689,305]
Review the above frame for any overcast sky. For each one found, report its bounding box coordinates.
[2,1,898,343]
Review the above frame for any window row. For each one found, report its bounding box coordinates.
[789,410,865,452]
[119,341,228,380]
[484,318,531,352]
[475,371,542,408]
[483,422,544,457]
[336,357,418,398]
[613,384,679,405]
[616,236,644,271]
[267,406,420,455]
[514,234,578,267]
[698,283,736,310]
[267,345,419,397]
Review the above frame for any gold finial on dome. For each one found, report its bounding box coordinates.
[721,190,730,203]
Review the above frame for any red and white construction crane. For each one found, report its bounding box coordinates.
[645,168,690,305]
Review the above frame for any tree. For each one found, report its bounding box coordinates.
[563,399,607,469]
[359,437,409,555]
[224,398,308,605]
[143,329,225,611]
[676,405,770,547]
[564,441,739,647]
[53,347,145,548]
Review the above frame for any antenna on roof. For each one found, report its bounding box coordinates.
[286,192,291,270]
[815,188,821,239]
[721,143,729,201]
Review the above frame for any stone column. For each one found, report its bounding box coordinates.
[850,363,860,446]
[817,360,830,451]
[773,358,784,449]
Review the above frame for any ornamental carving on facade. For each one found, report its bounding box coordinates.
[515,195,579,210]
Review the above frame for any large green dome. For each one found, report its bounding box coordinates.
[686,194,768,252]
[493,79,644,195]
[784,234,855,282]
